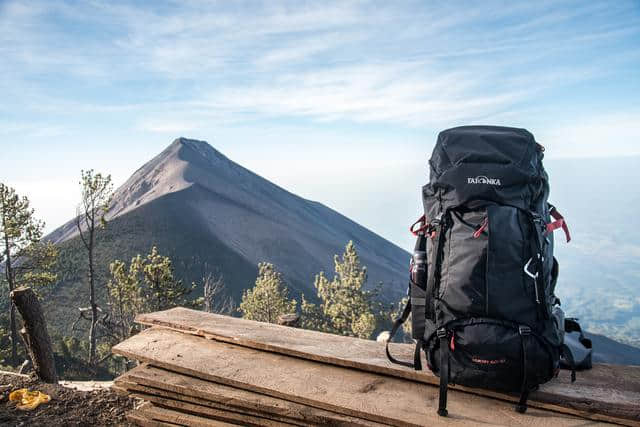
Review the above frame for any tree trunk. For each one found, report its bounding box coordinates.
[9,304,17,365]
[3,233,18,366]
[10,286,58,383]
[88,227,97,365]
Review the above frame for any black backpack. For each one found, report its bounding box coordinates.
[387,125,580,416]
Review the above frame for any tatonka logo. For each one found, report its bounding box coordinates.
[467,176,502,186]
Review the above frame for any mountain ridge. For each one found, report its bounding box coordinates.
[49,137,407,259]
[44,137,409,314]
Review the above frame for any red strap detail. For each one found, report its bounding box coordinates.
[472,218,488,238]
[546,208,571,243]
[450,335,455,352]
[410,215,428,236]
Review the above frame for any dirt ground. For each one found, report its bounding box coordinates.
[0,373,135,426]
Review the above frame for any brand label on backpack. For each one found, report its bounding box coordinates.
[471,357,507,365]
[467,176,502,186]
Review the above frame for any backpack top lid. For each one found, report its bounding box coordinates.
[424,125,548,212]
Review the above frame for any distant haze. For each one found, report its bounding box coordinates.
[42,136,640,349]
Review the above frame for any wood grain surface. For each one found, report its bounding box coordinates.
[113,327,607,427]
[116,364,384,426]
[136,307,640,424]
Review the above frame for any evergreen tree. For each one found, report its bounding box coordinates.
[106,246,199,343]
[239,262,297,323]
[105,259,143,344]
[0,183,57,365]
[301,241,377,339]
[101,247,199,374]
[75,169,113,365]
[135,246,200,312]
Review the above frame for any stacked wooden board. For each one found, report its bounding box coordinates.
[113,307,640,426]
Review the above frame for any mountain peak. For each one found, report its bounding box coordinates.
[170,137,229,166]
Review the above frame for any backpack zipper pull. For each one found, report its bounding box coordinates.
[473,217,488,238]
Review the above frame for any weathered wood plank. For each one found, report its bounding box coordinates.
[125,389,294,427]
[126,412,173,427]
[127,411,181,427]
[117,365,383,427]
[116,378,304,426]
[136,307,640,424]
[113,328,603,427]
[137,403,238,426]
[128,403,183,427]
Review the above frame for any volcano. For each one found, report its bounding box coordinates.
[44,138,409,332]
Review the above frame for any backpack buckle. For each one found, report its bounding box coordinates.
[430,212,443,227]
[518,326,531,336]
[436,328,447,338]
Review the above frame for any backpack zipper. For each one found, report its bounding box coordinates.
[473,217,488,238]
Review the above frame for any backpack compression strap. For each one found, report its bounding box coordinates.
[516,326,531,413]
[547,205,571,243]
[425,213,444,321]
[386,217,429,370]
[437,328,449,417]
[385,298,424,370]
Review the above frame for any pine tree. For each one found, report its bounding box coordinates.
[0,183,57,365]
[301,241,377,339]
[134,246,199,312]
[76,169,113,365]
[104,247,199,374]
[106,259,143,344]
[239,262,297,323]
[106,246,199,343]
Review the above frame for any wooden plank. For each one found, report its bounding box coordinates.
[136,307,640,424]
[125,389,294,427]
[116,365,383,427]
[128,403,183,427]
[115,378,305,426]
[137,403,238,426]
[127,411,180,427]
[113,328,603,427]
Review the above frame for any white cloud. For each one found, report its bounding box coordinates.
[1,0,639,158]
[540,113,640,158]
[138,119,201,134]
[204,62,527,126]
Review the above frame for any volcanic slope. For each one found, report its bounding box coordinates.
[44,138,409,333]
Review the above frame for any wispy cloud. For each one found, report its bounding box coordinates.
[1,0,639,149]
[137,119,202,134]
[541,112,640,158]
[204,61,529,126]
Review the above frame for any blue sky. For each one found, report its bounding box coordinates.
[1,0,639,248]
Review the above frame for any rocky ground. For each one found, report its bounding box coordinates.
[0,372,135,426]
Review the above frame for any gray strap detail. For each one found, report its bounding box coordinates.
[410,283,427,340]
